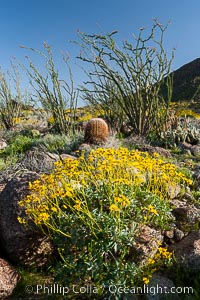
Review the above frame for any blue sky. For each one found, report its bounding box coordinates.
[1,0,200,105]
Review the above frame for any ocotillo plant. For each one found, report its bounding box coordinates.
[21,43,78,135]
[0,63,24,130]
[76,18,174,137]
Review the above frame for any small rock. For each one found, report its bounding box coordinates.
[167,184,181,199]
[0,139,7,150]
[77,143,92,158]
[192,170,200,188]
[164,230,174,239]
[174,229,185,241]
[60,153,77,160]
[183,192,194,201]
[172,207,188,220]
[174,207,200,228]
[191,145,200,156]
[19,150,60,173]
[179,142,200,156]
[170,199,187,208]
[78,143,92,152]
[169,230,200,271]
[179,142,193,151]
[171,200,200,230]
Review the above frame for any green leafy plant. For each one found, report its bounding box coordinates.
[19,147,193,298]
[37,134,68,153]
[1,135,38,156]
[159,116,200,147]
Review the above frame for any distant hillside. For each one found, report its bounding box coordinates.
[171,58,200,102]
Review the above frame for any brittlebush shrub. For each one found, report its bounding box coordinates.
[19,148,192,297]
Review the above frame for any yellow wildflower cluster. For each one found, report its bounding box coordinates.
[76,108,105,122]
[17,216,26,224]
[147,247,172,265]
[85,148,192,194]
[109,195,131,212]
[73,200,82,211]
[47,114,70,125]
[47,116,55,124]
[18,147,185,289]
[147,241,172,265]
[12,117,22,124]
[142,245,172,285]
[77,112,93,122]
[64,106,105,124]
[19,147,192,226]
[142,205,158,217]
[176,109,200,119]
[154,246,173,260]
[143,276,151,285]
[109,204,120,212]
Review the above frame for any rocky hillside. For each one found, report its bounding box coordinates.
[171,58,200,102]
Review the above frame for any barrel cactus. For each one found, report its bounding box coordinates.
[84,118,109,145]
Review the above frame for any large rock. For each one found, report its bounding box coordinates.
[0,258,20,299]
[0,150,77,184]
[171,199,200,231]
[19,149,77,174]
[147,274,180,300]
[19,149,60,174]
[169,230,200,272]
[0,171,54,267]
[138,145,171,158]
[179,142,200,156]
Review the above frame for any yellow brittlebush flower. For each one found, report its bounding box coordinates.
[109,204,120,212]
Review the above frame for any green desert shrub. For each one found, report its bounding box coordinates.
[19,148,193,298]
[1,135,38,156]
[36,132,84,154]
[36,134,68,153]
[159,117,200,147]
